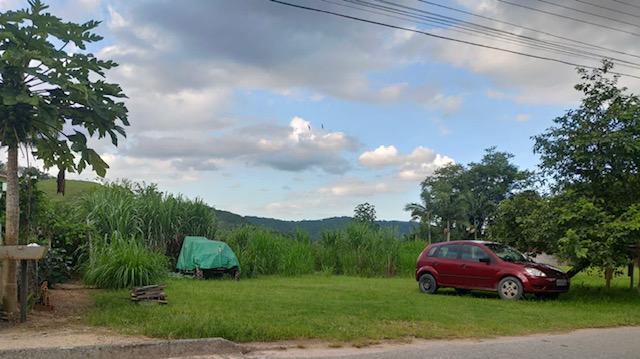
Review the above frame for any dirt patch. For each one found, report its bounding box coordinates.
[0,282,152,350]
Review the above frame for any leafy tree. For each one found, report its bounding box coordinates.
[0,1,128,314]
[354,202,377,224]
[421,164,468,241]
[462,148,531,238]
[404,189,434,243]
[532,61,640,277]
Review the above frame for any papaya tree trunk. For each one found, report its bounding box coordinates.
[3,145,19,315]
[446,219,451,242]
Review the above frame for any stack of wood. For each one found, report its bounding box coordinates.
[130,285,167,304]
[0,310,8,321]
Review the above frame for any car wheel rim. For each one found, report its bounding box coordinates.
[501,281,518,298]
[422,278,432,291]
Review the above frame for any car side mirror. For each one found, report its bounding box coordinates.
[479,257,491,264]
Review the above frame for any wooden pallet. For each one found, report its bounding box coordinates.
[130,285,167,304]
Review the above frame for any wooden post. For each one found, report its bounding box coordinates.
[629,262,634,290]
[19,260,27,323]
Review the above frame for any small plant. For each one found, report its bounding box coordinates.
[84,234,169,289]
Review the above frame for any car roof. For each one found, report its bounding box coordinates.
[431,240,496,246]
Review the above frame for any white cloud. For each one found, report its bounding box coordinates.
[359,145,454,181]
[515,113,530,122]
[318,179,396,197]
[358,145,400,168]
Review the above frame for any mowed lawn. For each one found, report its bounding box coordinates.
[88,271,640,342]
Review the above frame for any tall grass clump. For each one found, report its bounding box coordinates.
[80,181,217,261]
[84,234,169,289]
[397,240,428,277]
[223,226,314,277]
[316,223,401,277]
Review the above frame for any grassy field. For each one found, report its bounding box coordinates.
[39,178,100,202]
[89,270,640,342]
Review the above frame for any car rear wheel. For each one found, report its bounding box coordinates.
[418,273,438,294]
[498,276,523,300]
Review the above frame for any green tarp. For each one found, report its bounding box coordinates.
[176,236,240,271]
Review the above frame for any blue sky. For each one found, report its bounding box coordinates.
[6,0,638,220]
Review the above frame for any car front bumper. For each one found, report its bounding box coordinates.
[521,276,570,293]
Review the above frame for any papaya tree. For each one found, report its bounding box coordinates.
[0,0,128,315]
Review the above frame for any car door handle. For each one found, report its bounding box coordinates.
[460,264,467,269]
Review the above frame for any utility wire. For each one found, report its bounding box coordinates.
[534,0,640,28]
[572,0,640,19]
[612,0,640,11]
[327,0,632,66]
[496,0,640,37]
[416,0,640,59]
[351,0,640,69]
[268,0,640,79]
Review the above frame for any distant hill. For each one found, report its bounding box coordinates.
[239,215,417,240]
[40,179,417,239]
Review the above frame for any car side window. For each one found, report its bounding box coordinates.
[434,245,460,259]
[460,245,490,262]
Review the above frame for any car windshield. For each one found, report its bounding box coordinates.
[484,243,528,262]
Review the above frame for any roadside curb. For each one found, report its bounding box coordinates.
[0,337,247,359]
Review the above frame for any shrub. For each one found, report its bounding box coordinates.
[84,235,169,289]
[38,247,73,287]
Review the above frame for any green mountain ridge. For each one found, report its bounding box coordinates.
[40,179,417,239]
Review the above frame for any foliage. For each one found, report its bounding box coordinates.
[529,61,640,274]
[89,270,640,342]
[408,148,529,242]
[83,234,168,289]
[79,181,217,260]
[353,202,377,224]
[316,223,400,277]
[222,224,423,278]
[0,0,128,174]
[534,60,640,214]
[223,226,314,277]
[38,247,73,287]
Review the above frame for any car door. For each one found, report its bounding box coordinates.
[458,244,500,289]
[430,244,463,286]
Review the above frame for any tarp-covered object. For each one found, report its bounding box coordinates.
[176,236,240,271]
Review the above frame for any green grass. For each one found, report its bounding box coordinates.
[88,270,640,342]
[40,178,101,202]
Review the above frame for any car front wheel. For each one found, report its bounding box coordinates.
[418,273,438,294]
[498,276,523,300]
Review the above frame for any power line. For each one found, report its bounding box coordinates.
[496,0,640,37]
[268,0,640,79]
[612,0,640,11]
[329,0,629,66]
[572,0,640,19]
[416,0,640,60]
[534,0,640,28]
[348,0,640,69]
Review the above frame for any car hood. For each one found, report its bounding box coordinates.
[521,262,567,277]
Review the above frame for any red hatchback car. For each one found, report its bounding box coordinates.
[415,241,569,300]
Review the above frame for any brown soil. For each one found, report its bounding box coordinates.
[0,281,152,350]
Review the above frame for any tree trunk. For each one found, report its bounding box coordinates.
[604,267,613,289]
[3,145,19,315]
[427,214,431,244]
[566,261,589,278]
[446,219,451,242]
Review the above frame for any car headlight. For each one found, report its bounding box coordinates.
[524,268,547,277]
